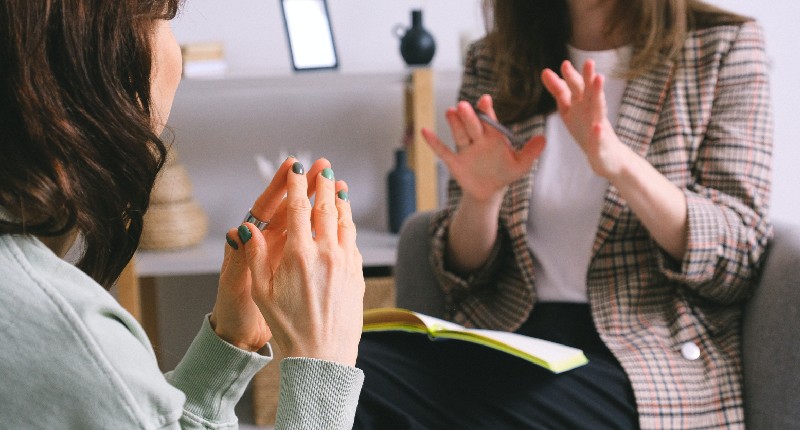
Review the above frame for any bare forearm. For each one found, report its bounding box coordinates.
[610,145,688,261]
[446,192,504,274]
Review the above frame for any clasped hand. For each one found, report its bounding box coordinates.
[210,157,365,367]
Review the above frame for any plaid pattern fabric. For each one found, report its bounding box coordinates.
[430,22,773,429]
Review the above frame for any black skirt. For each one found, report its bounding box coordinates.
[353,303,639,429]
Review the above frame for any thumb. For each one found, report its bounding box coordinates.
[475,94,496,119]
[220,227,251,289]
[514,135,546,173]
[238,223,273,304]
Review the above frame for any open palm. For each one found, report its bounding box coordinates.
[541,60,623,179]
[423,95,546,203]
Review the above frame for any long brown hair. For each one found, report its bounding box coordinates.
[0,0,181,288]
[483,0,750,123]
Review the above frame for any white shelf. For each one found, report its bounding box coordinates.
[135,229,397,278]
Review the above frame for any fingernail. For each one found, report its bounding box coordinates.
[321,168,335,181]
[292,162,304,175]
[238,224,252,244]
[225,234,239,250]
[287,154,296,160]
[337,190,349,201]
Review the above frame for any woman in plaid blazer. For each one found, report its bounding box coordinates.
[354,0,772,428]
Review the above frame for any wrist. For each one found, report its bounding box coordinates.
[461,189,504,214]
[208,313,263,353]
[602,140,637,184]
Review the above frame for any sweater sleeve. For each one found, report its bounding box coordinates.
[274,358,365,430]
[163,315,272,429]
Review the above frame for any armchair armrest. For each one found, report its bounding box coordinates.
[394,211,445,318]
[743,221,800,428]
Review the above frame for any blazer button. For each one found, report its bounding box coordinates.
[681,342,701,360]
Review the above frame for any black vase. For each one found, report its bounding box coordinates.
[387,149,416,233]
[398,10,436,66]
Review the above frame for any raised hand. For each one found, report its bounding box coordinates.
[541,60,626,179]
[210,157,301,352]
[422,94,546,203]
[240,162,365,367]
[210,157,341,353]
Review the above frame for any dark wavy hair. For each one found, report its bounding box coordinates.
[0,0,181,288]
[483,0,750,123]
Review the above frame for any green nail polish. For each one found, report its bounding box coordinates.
[225,234,239,250]
[337,190,349,201]
[238,224,252,244]
[322,168,335,181]
[292,161,305,175]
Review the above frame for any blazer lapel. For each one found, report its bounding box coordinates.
[591,58,676,255]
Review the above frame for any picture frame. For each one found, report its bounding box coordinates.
[280,0,339,71]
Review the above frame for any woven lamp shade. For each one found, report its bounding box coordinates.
[140,150,208,250]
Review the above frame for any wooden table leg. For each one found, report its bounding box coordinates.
[116,260,161,365]
[117,260,142,321]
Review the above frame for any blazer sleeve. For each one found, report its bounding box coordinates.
[656,22,773,304]
[430,41,509,302]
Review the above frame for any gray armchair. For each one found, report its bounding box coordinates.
[394,211,800,429]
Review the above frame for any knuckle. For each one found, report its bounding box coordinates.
[244,246,262,267]
[287,196,311,214]
[285,240,307,259]
[314,199,337,216]
[337,214,355,231]
[319,246,343,267]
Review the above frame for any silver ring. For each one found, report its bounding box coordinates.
[243,210,270,230]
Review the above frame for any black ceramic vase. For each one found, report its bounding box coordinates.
[387,148,416,233]
[397,10,436,66]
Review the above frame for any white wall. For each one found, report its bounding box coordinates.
[708,0,800,225]
[169,1,485,234]
[172,0,484,76]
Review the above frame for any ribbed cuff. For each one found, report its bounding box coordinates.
[275,358,364,430]
[165,315,272,425]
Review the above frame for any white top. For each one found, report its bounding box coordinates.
[527,45,632,303]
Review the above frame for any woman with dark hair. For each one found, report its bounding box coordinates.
[0,0,365,428]
[354,0,772,428]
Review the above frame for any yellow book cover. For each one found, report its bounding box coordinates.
[363,308,589,374]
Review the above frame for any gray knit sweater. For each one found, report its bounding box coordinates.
[0,231,363,429]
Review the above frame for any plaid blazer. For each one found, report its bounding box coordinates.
[430,22,773,429]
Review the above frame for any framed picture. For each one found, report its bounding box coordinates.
[280,0,339,71]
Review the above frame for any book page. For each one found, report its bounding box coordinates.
[461,328,583,364]
[434,328,588,373]
[412,313,466,333]
[362,308,588,373]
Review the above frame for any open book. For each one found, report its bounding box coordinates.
[363,308,589,374]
